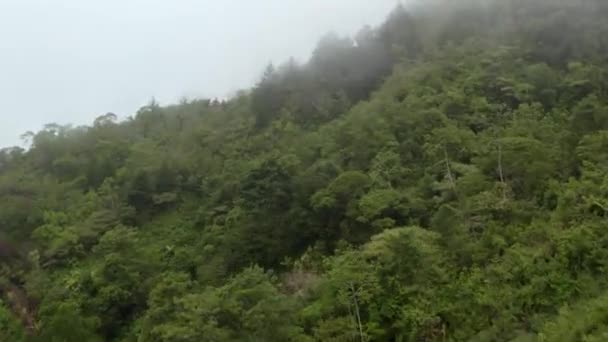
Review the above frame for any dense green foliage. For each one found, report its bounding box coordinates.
[2,0,608,340]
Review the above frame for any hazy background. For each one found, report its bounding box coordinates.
[0,0,399,148]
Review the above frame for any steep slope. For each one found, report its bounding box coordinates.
[1,0,608,341]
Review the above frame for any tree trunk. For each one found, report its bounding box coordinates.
[350,282,365,342]
[443,147,456,190]
[497,143,507,201]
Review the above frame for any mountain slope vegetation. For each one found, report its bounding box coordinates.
[2,0,608,340]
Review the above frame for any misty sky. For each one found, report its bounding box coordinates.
[0,0,399,148]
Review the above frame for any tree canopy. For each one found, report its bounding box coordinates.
[3,0,608,340]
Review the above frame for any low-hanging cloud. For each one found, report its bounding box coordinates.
[0,0,398,148]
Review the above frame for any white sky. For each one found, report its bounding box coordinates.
[0,0,399,147]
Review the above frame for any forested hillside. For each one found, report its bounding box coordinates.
[2,0,608,340]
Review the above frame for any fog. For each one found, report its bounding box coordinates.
[0,0,399,148]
